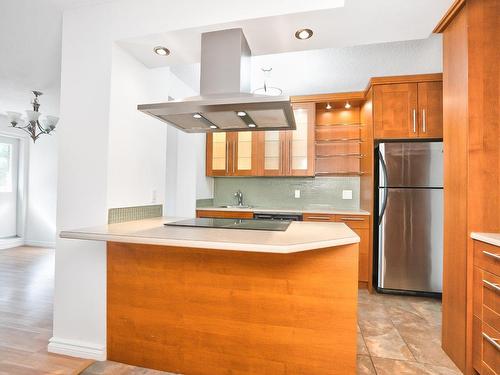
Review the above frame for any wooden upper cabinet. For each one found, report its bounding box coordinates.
[288,102,315,176]
[373,83,419,139]
[260,130,288,176]
[233,131,259,176]
[373,80,443,140]
[417,81,443,138]
[206,132,229,176]
[206,132,259,176]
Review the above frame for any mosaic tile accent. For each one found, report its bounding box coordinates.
[212,177,360,210]
[108,204,163,224]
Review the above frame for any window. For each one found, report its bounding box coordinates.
[0,143,12,193]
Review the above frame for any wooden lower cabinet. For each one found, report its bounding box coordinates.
[472,239,500,375]
[196,210,253,220]
[304,213,370,286]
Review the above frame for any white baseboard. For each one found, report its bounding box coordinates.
[0,238,24,250]
[24,240,56,248]
[48,337,106,361]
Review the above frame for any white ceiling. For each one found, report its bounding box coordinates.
[118,0,454,69]
[0,0,112,113]
[0,0,453,114]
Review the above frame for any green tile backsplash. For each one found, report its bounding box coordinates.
[212,177,360,210]
[108,204,163,224]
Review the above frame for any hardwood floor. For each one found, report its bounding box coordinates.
[1,247,460,374]
[0,247,92,374]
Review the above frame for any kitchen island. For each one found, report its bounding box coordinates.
[61,217,360,375]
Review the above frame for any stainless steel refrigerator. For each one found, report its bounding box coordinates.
[377,141,443,294]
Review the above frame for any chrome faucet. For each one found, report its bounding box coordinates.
[234,190,244,206]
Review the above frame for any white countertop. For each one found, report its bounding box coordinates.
[196,206,370,216]
[471,232,500,248]
[60,217,360,253]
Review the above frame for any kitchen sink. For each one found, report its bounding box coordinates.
[218,205,252,209]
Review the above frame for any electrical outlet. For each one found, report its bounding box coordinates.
[342,190,353,200]
[294,189,301,198]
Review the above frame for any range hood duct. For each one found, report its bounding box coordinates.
[138,28,296,133]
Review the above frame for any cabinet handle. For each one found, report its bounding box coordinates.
[483,279,500,293]
[306,216,332,221]
[225,140,229,172]
[233,141,236,173]
[482,332,500,351]
[339,217,365,221]
[422,109,426,133]
[483,250,500,261]
[412,109,417,133]
[289,138,292,174]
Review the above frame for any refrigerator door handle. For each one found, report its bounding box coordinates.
[378,148,389,225]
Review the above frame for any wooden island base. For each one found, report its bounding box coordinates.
[107,242,358,375]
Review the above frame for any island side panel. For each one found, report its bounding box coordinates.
[107,242,358,375]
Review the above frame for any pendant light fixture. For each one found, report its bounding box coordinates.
[6,91,58,142]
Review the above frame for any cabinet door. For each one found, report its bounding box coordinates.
[374,83,418,139]
[233,131,259,176]
[261,130,287,176]
[206,132,229,176]
[288,103,315,176]
[418,81,443,138]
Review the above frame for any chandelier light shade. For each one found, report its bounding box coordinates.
[6,91,58,142]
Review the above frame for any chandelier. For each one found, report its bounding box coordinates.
[5,91,58,142]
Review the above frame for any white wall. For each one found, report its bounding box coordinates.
[250,35,443,95]
[107,44,168,208]
[24,85,59,247]
[51,2,112,360]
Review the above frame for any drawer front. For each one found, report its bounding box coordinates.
[475,267,500,331]
[482,322,500,374]
[475,240,500,276]
[334,215,369,229]
[196,210,254,219]
[303,213,336,222]
[474,315,482,372]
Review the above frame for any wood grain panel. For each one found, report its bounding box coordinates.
[373,83,418,139]
[107,242,358,375]
[417,81,444,138]
[441,5,469,372]
[196,210,254,219]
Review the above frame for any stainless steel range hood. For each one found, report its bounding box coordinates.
[138,28,296,133]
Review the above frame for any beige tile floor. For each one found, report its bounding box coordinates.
[0,247,462,375]
[357,289,462,375]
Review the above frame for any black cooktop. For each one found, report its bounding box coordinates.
[165,218,291,231]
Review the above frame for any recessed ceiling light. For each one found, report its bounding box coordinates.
[193,113,202,119]
[209,125,218,129]
[237,111,247,117]
[326,103,332,110]
[295,28,313,40]
[345,102,351,109]
[153,46,170,56]
[248,123,256,128]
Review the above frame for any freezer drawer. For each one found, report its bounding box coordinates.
[378,187,443,293]
[379,142,443,188]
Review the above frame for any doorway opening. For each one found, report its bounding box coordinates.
[0,134,26,249]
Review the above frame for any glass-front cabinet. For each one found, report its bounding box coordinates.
[206,132,259,176]
[206,102,315,177]
[288,103,315,176]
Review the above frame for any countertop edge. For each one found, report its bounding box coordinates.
[59,231,360,254]
[471,232,500,248]
[196,207,370,216]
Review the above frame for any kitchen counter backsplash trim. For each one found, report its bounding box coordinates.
[212,176,360,210]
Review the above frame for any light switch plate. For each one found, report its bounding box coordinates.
[342,190,353,200]
[294,189,301,198]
